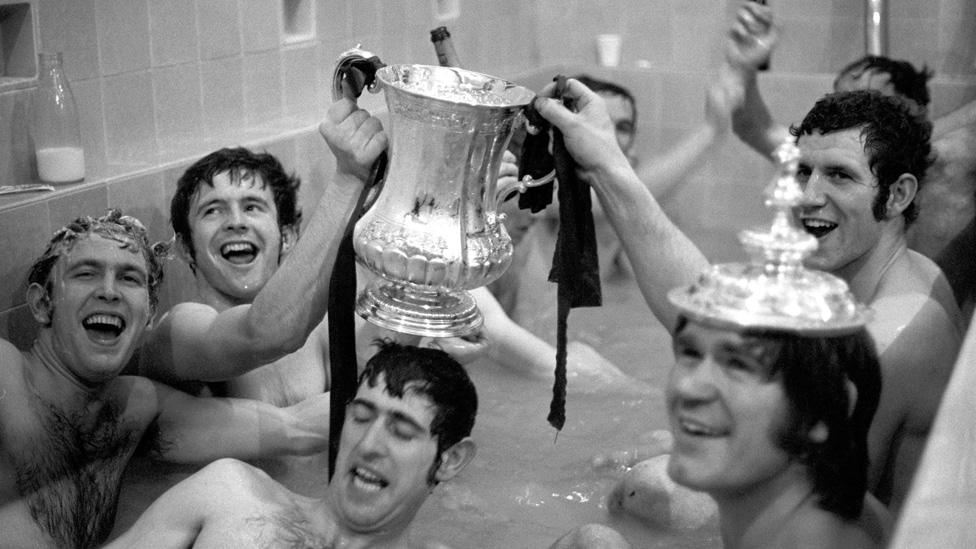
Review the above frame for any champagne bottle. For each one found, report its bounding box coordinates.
[430,26,461,67]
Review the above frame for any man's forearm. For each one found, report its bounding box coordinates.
[590,162,710,333]
[732,70,790,160]
[214,175,364,369]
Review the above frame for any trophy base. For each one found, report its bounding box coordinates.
[356,282,483,338]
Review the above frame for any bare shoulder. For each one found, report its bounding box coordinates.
[186,458,294,510]
[0,339,25,377]
[869,251,962,354]
[785,508,882,549]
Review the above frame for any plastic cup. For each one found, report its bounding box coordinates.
[596,34,622,67]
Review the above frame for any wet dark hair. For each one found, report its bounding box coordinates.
[358,340,478,475]
[27,209,166,314]
[573,74,638,130]
[790,90,933,227]
[674,316,881,520]
[834,55,932,108]
[170,147,302,263]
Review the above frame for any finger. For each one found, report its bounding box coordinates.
[533,96,578,129]
[326,97,357,124]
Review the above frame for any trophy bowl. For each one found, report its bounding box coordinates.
[353,63,539,337]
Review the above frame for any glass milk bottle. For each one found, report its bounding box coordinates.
[33,53,85,184]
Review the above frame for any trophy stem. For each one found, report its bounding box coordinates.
[356,281,483,338]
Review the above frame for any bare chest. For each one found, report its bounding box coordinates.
[0,392,144,549]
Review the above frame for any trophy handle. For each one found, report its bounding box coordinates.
[493,169,556,212]
[331,46,386,101]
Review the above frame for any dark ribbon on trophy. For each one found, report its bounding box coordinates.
[519,76,602,432]
[327,52,387,478]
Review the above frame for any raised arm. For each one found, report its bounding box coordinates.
[533,79,712,333]
[142,100,385,383]
[639,63,743,197]
[933,96,976,139]
[144,381,331,463]
[726,1,790,160]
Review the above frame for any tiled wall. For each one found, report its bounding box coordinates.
[2,0,976,346]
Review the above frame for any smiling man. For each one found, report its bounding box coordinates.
[726,0,976,319]
[0,211,335,549]
[139,145,364,405]
[533,75,961,517]
[105,340,478,549]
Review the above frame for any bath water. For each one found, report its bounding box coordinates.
[407,263,721,548]
[110,233,720,548]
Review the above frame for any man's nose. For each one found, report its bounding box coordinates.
[95,274,121,301]
[799,173,827,206]
[223,205,247,232]
[671,357,720,403]
[357,420,388,456]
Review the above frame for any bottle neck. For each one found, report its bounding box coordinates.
[430,27,461,67]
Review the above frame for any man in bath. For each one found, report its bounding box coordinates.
[105,340,478,549]
[726,1,976,319]
[532,71,961,517]
[553,257,887,548]
[0,210,336,549]
[138,135,374,404]
[136,99,491,495]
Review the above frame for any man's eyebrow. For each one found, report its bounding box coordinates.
[350,398,376,411]
[389,409,428,434]
[193,196,225,215]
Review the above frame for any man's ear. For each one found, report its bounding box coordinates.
[279,224,298,258]
[884,173,917,219]
[174,235,195,268]
[434,438,477,483]
[26,283,52,325]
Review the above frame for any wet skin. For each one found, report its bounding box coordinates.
[185,170,290,307]
[329,376,442,535]
[794,128,885,279]
[666,321,796,495]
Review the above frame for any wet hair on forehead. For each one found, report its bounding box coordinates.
[673,317,784,382]
[357,339,477,455]
[27,209,167,311]
[673,314,881,520]
[170,147,302,262]
[790,89,933,227]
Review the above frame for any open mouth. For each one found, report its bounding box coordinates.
[82,313,125,342]
[220,242,258,265]
[351,466,388,493]
[678,417,727,438]
[801,218,838,239]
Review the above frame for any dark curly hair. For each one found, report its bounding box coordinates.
[27,209,167,313]
[357,339,478,484]
[170,147,301,264]
[790,90,933,227]
[834,55,932,108]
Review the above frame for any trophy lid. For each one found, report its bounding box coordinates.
[667,141,870,336]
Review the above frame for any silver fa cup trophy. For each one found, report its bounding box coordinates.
[335,54,551,337]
